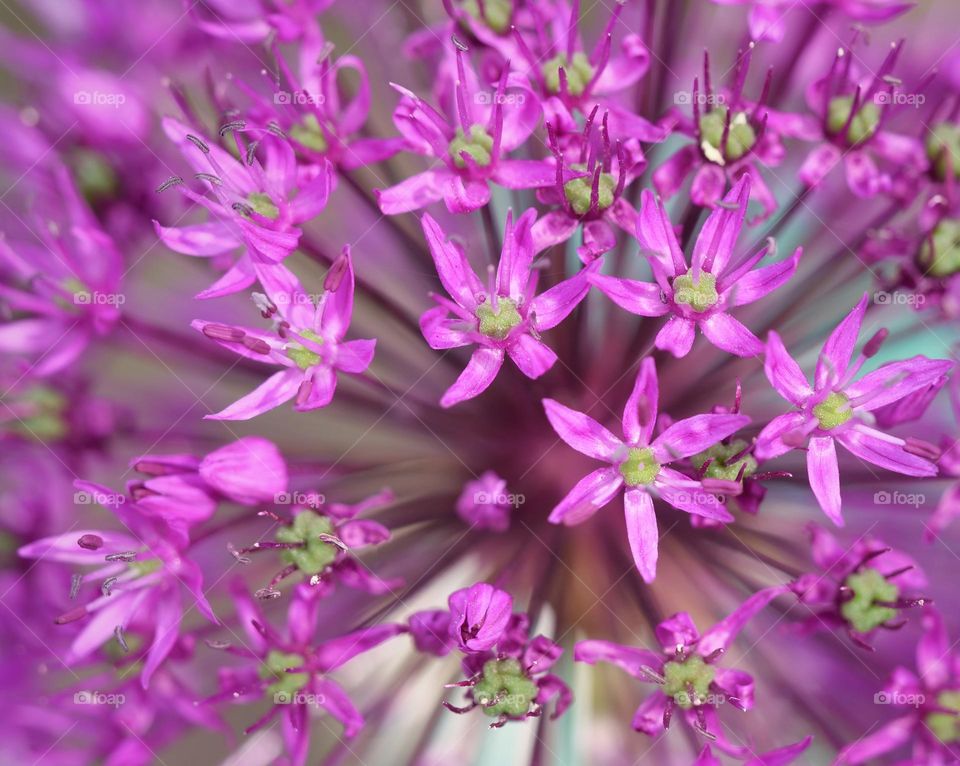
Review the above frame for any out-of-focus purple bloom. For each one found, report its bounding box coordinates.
[18,480,218,688]
[193,249,375,419]
[456,470,515,531]
[836,609,960,764]
[448,582,513,652]
[543,356,749,581]
[756,293,952,524]
[208,581,403,764]
[156,119,332,299]
[592,176,801,358]
[190,0,333,43]
[694,737,812,765]
[419,208,594,407]
[791,523,930,646]
[575,586,787,753]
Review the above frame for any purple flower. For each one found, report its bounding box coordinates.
[836,609,960,764]
[532,107,647,262]
[694,737,812,766]
[377,46,551,214]
[543,356,750,581]
[591,175,801,358]
[419,208,594,407]
[797,41,927,198]
[208,581,404,764]
[575,586,788,753]
[456,470,515,532]
[448,582,513,652]
[156,119,332,299]
[18,479,217,688]
[189,0,333,43]
[128,436,289,525]
[791,523,930,647]
[193,249,375,419]
[756,293,952,524]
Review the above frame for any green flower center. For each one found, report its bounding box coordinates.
[840,568,899,634]
[926,123,960,181]
[698,108,756,164]
[260,650,309,700]
[449,125,494,169]
[663,654,716,710]
[927,690,960,744]
[461,0,512,33]
[563,163,616,216]
[691,439,757,482]
[6,386,68,441]
[919,218,960,278]
[672,272,719,313]
[286,329,323,370]
[472,658,539,718]
[476,297,523,340]
[827,95,880,146]
[813,391,853,430]
[276,511,340,575]
[619,447,660,487]
[129,558,163,577]
[289,113,329,154]
[542,52,595,97]
[247,192,280,220]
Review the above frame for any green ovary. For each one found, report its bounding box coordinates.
[663,654,716,710]
[698,108,756,164]
[286,329,324,370]
[277,511,339,575]
[619,447,660,487]
[925,123,960,181]
[260,650,309,699]
[927,690,960,743]
[672,272,719,312]
[840,568,899,633]
[449,125,494,169]
[563,164,615,215]
[462,0,512,33]
[691,439,758,481]
[290,113,329,153]
[472,658,539,718]
[476,297,523,340]
[542,52,595,97]
[247,192,280,220]
[827,96,880,146]
[813,391,853,430]
[129,558,162,577]
[919,219,960,278]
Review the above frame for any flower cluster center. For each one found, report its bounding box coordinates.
[542,52,594,97]
[476,296,523,340]
[247,192,280,220]
[827,96,880,146]
[840,568,899,634]
[461,0,513,34]
[813,391,853,431]
[286,329,323,370]
[698,108,756,164]
[927,690,960,744]
[260,649,309,700]
[619,447,660,487]
[919,218,960,278]
[673,272,719,313]
[472,658,539,718]
[563,164,615,216]
[449,125,495,169]
[276,511,340,575]
[663,654,716,710]
[691,439,757,481]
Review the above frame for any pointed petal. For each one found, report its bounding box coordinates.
[589,274,669,317]
[845,357,954,412]
[529,266,594,331]
[815,293,869,388]
[547,467,623,525]
[837,424,937,478]
[655,316,696,357]
[440,347,504,408]
[807,436,843,525]
[623,356,659,445]
[421,213,484,310]
[543,398,624,460]
[625,488,659,582]
[652,413,750,461]
[508,333,557,379]
[700,312,764,357]
[698,585,789,656]
[573,639,664,678]
[376,169,446,214]
[764,331,812,406]
[727,247,802,307]
[206,369,301,421]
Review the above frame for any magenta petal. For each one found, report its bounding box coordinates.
[845,150,887,198]
[807,435,843,526]
[321,249,357,340]
[726,247,802,307]
[578,220,617,262]
[748,4,786,42]
[442,175,491,214]
[836,424,938,478]
[691,175,749,274]
[798,143,842,187]
[917,610,950,688]
[531,210,579,254]
[589,274,669,317]
[698,585,789,657]
[491,159,555,189]
[507,333,557,379]
[336,339,376,374]
[315,624,405,671]
[655,612,700,653]
[835,715,914,764]
[654,468,734,522]
[206,368,301,420]
[196,254,257,299]
[542,399,624,461]
[199,436,288,504]
[421,213,485,311]
[815,293,868,388]
[573,639,664,678]
[624,488,659,582]
[652,145,699,200]
[764,331,812,406]
[420,305,472,349]
[440,347,504,408]
[631,691,668,735]
[154,220,239,256]
[529,265,595,331]
[689,163,727,209]
[141,586,182,688]
[746,737,813,766]
[845,357,954,412]
[652,413,750,461]
[315,679,365,738]
[655,316,696,357]
[496,208,536,299]
[712,667,756,711]
[547,467,624,525]
[623,356,659,445]
[376,169,447,214]
[281,704,309,766]
[636,189,685,275]
[448,582,512,652]
[294,365,337,411]
[700,312,763,357]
